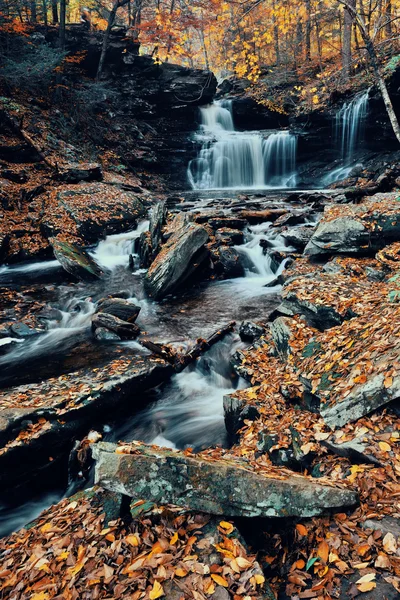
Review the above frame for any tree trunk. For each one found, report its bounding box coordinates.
[338,0,400,143]
[30,0,37,22]
[385,0,392,37]
[305,0,311,62]
[59,0,65,49]
[52,0,58,23]
[342,0,355,79]
[97,0,129,80]
[366,40,400,143]
[42,0,48,27]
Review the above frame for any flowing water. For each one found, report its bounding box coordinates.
[188,101,297,190]
[323,91,369,185]
[0,204,297,535]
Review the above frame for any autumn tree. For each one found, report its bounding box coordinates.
[338,0,400,143]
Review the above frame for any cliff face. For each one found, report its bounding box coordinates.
[39,24,218,190]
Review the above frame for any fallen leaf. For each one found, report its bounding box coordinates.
[211,574,229,587]
[149,580,164,599]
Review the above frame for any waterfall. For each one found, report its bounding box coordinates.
[324,91,369,185]
[336,91,368,163]
[188,101,297,190]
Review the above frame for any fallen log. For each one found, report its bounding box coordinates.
[174,321,236,373]
[0,110,57,171]
[140,321,236,373]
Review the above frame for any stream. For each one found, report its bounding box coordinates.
[0,195,296,536]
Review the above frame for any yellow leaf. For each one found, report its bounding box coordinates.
[255,573,265,585]
[296,524,308,536]
[40,523,52,534]
[149,580,164,599]
[219,521,234,534]
[379,441,391,452]
[30,594,50,600]
[312,94,319,105]
[56,551,69,562]
[211,574,229,587]
[170,532,179,545]
[126,534,139,547]
[357,581,376,592]
[175,568,188,577]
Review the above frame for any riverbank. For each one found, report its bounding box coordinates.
[0,188,399,599]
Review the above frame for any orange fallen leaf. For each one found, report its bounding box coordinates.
[296,524,308,536]
[317,541,329,563]
[211,574,229,587]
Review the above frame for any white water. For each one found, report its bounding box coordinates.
[324,91,369,185]
[108,220,291,450]
[188,101,297,190]
[91,221,149,270]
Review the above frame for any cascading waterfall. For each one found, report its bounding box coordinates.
[188,101,297,190]
[324,91,369,185]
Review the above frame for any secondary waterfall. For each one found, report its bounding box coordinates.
[324,91,369,185]
[188,101,297,190]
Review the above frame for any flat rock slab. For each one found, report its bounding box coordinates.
[42,182,147,245]
[93,442,358,518]
[145,222,209,299]
[0,355,172,489]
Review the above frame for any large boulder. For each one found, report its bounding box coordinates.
[144,222,209,299]
[93,441,358,518]
[50,238,105,281]
[305,193,400,257]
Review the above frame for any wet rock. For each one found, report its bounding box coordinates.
[215,228,245,246]
[223,393,260,444]
[144,222,209,300]
[270,317,293,359]
[322,438,383,467]
[264,274,285,287]
[149,200,167,256]
[93,327,121,342]
[239,321,265,342]
[93,441,358,518]
[92,312,140,340]
[273,210,311,228]
[281,226,314,250]
[9,322,39,337]
[216,246,244,278]
[208,217,248,230]
[50,238,105,281]
[280,291,344,330]
[238,208,287,224]
[305,194,400,257]
[96,298,140,323]
[0,233,9,261]
[57,162,103,184]
[36,307,64,322]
